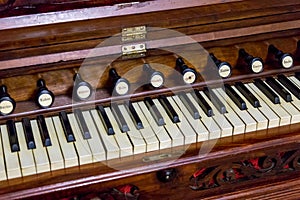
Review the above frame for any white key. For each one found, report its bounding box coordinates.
[90,110,120,159]
[67,113,93,164]
[0,126,6,180]
[132,102,159,152]
[248,83,290,126]
[278,79,300,111]
[118,105,146,154]
[153,99,185,146]
[52,116,78,168]
[30,120,50,173]
[267,80,300,124]
[1,125,21,179]
[172,94,209,142]
[81,111,106,161]
[185,93,220,141]
[138,101,172,149]
[232,86,268,130]
[105,107,133,157]
[44,118,64,170]
[288,77,300,108]
[215,88,257,133]
[289,76,300,88]
[167,96,204,144]
[245,84,280,128]
[15,122,36,176]
[212,88,245,135]
[199,91,233,137]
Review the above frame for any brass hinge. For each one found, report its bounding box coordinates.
[121,43,146,59]
[122,26,147,42]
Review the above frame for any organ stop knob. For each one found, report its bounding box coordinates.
[36,79,55,109]
[239,49,264,74]
[176,57,197,84]
[143,63,165,88]
[268,44,294,69]
[73,73,92,101]
[209,53,232,79]
[109,68,130,96]
[0,85,16,116]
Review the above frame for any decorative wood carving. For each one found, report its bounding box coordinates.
[189,149,300,190]
[61,184,140,200]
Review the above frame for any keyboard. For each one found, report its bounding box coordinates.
[0,73,299,180]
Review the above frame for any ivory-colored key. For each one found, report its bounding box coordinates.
[105,107,133,157]
[15,122,36,176]
[118,105,146,154]
[215,88,257,133]
[132,102,159,152]
[0,127,6,180]
[289,76,300,88]
[186,93,222,139]
[30,120,50,173]
[90,109,120,159]
[153,99,185,146]
[67,113,93,165]
[245,84,280,128]
[232,86,268,130]
[267,80,300,124]
[138,101,172,150]
[81,111,106,161]
[212,88,245,135]
[44,118,64,170]
[198,91,233,137]
[1,125,22,178]
[278,80,300,111]
[248,83,290,126]
[52,116,78,168]
[173,95,211,141]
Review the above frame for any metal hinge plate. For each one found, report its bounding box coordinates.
[122,43,146,59]
[122,26,147,42]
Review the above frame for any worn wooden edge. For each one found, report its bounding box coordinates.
[0,0,242,30]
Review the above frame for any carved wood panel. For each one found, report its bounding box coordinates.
[190,149,300,190]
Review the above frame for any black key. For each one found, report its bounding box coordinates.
[265,77,292,102]
[144,97,165,126]
[203,87,226,114]
[125,100,143,129]
[59,111,77,142]
[6,120,20,152]
[178,92,200,119]
[36,115,52,147]
[193,89,213,117]
[235,82,260,108]
[295,72,300,81]
[74,109,91,139]
[96,105,114,135]
[158,95,180,123]
[278,74,300,99]
[111,102,129,132]
[22,118,36,149]
[254,79,280,104]
[224,84,247,110]
[194,89,214,117]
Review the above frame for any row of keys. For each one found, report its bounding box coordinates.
[0,74,300,180]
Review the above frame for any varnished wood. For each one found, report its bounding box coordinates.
[0,0,300,199]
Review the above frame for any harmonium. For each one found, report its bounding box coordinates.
[0,0,300,199]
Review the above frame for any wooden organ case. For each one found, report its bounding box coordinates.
[0,0,300,199]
